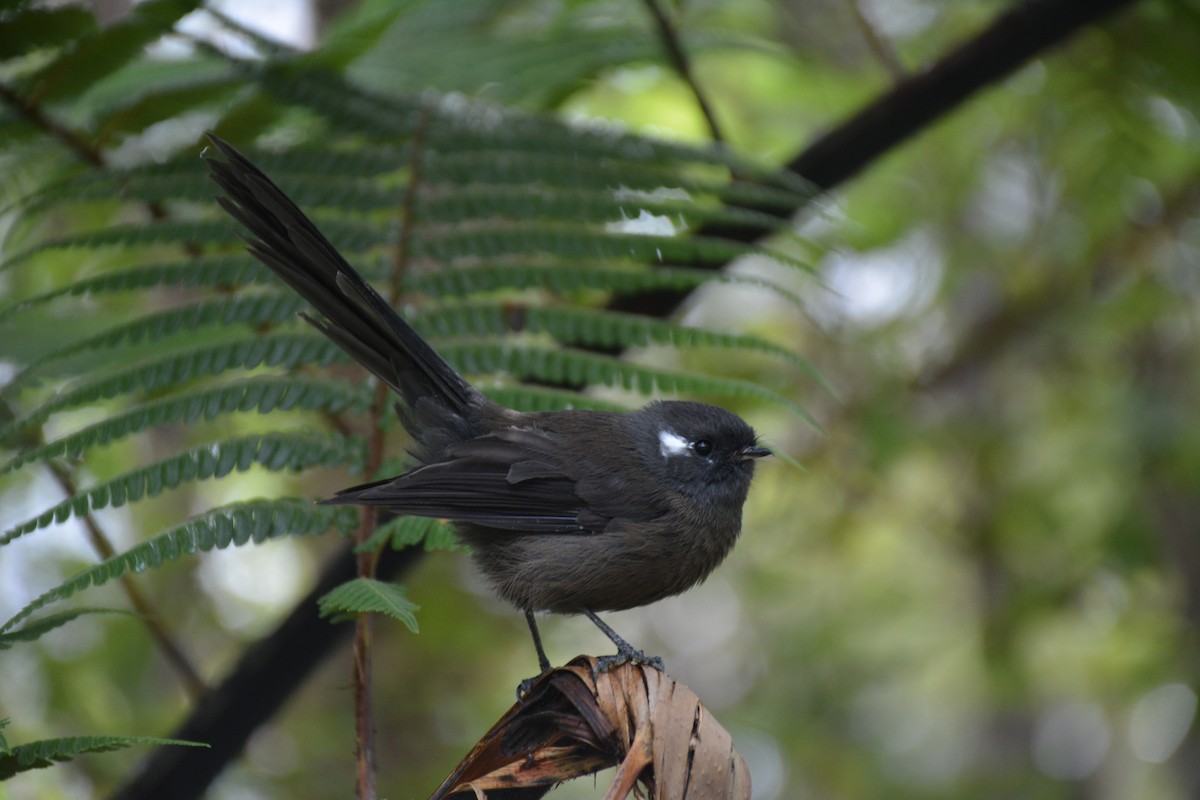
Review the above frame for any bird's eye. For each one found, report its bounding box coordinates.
[693,439,714,456]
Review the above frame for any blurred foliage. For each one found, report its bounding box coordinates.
[2,0,1199,799]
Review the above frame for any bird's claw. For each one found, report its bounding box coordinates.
[516,671,549,701]
[593,648,665,677]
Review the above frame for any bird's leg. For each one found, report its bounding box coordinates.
[584,610,666,675]
[525,610,552,674]
[516,610,552,700]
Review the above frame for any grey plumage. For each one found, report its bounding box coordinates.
[206,135,768,668]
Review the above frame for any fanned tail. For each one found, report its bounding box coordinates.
[204,135,483,422]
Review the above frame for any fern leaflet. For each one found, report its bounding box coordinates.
[1,498,358,633]
[1,377,370,477]
[1,432,363,546]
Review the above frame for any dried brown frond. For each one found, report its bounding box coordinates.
[429,656,750,800]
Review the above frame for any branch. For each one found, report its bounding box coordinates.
[610,0,1140,316]
[46,460,207,700]
[786,0,1137,192]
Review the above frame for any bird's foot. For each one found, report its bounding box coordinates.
[516,669,550,701]
[593,646,665,677]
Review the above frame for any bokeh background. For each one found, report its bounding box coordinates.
[2,1,1199,798]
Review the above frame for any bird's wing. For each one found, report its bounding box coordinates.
[324,429,606,534]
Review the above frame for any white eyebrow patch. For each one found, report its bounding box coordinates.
[658,430,690,458]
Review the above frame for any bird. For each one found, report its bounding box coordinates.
[204,134,771,685]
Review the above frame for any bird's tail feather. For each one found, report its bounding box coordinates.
[205,135,482,421]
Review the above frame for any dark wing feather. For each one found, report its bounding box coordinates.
[325,430,605,534]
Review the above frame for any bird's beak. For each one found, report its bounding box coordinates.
[740,445,773,460]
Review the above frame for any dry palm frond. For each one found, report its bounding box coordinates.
[430,656,750,800]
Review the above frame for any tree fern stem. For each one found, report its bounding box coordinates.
[45,458,207,700]
[351,378,390,800]
[391,106,431,298]
[346,104,433,800]
[352,550,378,800]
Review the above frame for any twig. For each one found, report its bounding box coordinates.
[42,459,207,699]
[641,0,725,143]
[787,0,1136,192]
[845,0,907,81]
[349,103,434,800]
[0,81,105,167]
[610,0,1139,318]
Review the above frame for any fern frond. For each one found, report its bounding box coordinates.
[257,66,803,190]
[317,578,419,632]
[0,6,98,64]
[1,432,363,546]
[1,498,357,633]
[96,74,241,142]
[3,292,305,395]
[356,515,455,554]
[27,0,203,104]
[438,341,810,418]
[410,303,812,373]
[0,734,206,780]
[0,333,343,442]
[195,145,411,189]
[428,97,757,174]
[477,384,626,413]
[16,161,227,217]
[0,256,269,327]
[412,225,765,267]
[0,220,245,272]
[0,608,134,650]
[423,151,810,211]
[405,262,808,312]
[1,377,370,477]
[411,184,791,232]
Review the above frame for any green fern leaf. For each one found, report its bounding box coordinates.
[477,384,626,413]
[0,734,207,779]
[1,220,248,271]
[409,302,812,373]
[423,151,810,212]
[1,498,358,633]
[96,74,241,140]
[410,185,791,232]
[317,578,419,632]
[1,432,363,546]
[424,150,709,192]
[356,515,456,554]
[29,0,202,104]
[0,608,134,650]
[438,341,810,419]
[0,256,270,327]
[17,163,233,217]
[412,225,757,267]
[1,378,370,477]
[194,146,409,190]
[0,333,344,442]
[0,6,97,62]
[4,292,306,395]
[258,67,802,191]
[405,262,808,313]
